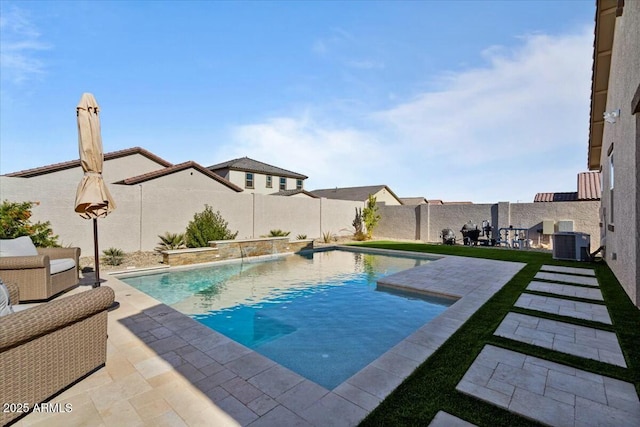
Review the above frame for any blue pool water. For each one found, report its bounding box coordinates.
[121,249,452,389]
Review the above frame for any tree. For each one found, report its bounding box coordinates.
[363,194,381,239]
[0,200,60,247]
[185,205,238,247]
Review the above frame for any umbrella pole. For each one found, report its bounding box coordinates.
[93,218,100,288]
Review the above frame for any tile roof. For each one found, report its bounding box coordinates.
[534,171,601,202]
[115,161,243,192]
[4,147,173,178]
[399,197,428,205]
[311,185,402,204]
[270,189,319,198]
[207,157,308,180]
[577,171,602,200]
[534,192,579,202]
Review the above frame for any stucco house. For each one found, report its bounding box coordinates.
[534,171,602,202]
[207,157,308,195]
[311,185,403,206]
[588,0,639,307]
[5,146,173,184]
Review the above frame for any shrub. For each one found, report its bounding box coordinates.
[363,194,381,239]
[156,232,186,253]
[352,207,365,240]
[0,200,60,247]
[268,229,290,237]
[102,247,125,266]
[296,234,307,240]
[322,231,335,243]
[185,205,238,248]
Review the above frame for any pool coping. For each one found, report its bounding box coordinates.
[80,248,526,426]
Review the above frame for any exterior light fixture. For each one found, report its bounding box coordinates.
[603,109,620,123]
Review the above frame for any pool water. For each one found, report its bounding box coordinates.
[122,249,452,389]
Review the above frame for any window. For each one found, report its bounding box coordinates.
[245,173,254,189]
[279,177,286,191]
[266,175,272,188]
[609,151,614,224]
[296,179,303,190]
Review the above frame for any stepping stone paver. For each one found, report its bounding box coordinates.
[540,265,596,276]
[494,312,626,367]
[456,345,640,427]
[527,281,604,301]
[429,411,477,426]
[514,293,612,324]
[534,272,599,287]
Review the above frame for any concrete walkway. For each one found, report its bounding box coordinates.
[456,265,640,426]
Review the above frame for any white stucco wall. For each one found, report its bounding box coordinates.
[599,0,640,306]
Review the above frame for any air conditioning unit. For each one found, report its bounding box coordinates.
[553,232,590,261]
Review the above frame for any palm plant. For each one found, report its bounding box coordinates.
[102,247,125,266]
[156,232,186,252]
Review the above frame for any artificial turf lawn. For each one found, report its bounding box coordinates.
[350,241,640,427]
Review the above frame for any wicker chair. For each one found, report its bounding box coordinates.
[0,241,81,301]
[0,283,114,426]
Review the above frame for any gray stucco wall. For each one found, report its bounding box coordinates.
[377,201,600,251]
[599,0,640,306]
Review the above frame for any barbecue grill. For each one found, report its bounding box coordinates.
[441,228,456,245]
[461,221,481,245]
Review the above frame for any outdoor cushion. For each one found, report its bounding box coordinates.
[0,236,39,257]
[49,258,76,275]
[0,281,14,317]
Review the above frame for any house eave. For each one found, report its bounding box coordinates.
[588,0,618,170]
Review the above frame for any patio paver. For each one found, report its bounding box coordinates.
[526,281,604,301]
[494,312,626,367]
[456,345,640,427]
[540,265,596,276]
[534,272,599,287]
[514,293,612,324]
[429,411,477,426]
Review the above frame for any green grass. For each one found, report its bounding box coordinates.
[350,241,640,426]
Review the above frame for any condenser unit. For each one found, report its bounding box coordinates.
[553,232,590,261]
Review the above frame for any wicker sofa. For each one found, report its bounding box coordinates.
[0,283,114,426]
[0,237,81,301]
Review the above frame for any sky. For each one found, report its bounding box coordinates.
[1,0,596,203]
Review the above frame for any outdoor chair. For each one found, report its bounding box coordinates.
[0,282,114,426]
[0,236,80,301]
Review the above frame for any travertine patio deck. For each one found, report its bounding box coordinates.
[14,249,525,426]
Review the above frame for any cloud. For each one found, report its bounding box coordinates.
[0,6,51,84]
[346,59,384,70]
[224,28,594,203]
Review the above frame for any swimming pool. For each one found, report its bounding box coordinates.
[121,249,453,389]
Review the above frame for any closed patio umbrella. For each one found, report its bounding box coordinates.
[74,93,116,288]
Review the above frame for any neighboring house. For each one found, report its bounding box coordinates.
[399,197,428,206]
[270,189,319,199]
[534,172,602,202]
[5,146,173,185]
[588,0,639,307]
[311,185,403,206]
[207,157,308,195]
[114,161,243,193]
